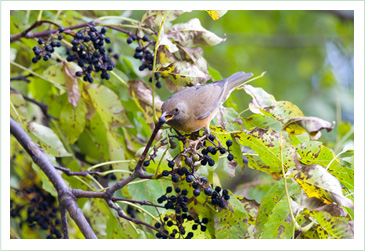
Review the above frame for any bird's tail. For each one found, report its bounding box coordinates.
[227,71,254,90]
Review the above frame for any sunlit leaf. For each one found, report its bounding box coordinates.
[158,33,179,53]
[294,165,354,209]
[233,128,301,174]
[166,18,226,47]
[205,10,228,20]
[27,121,71,157]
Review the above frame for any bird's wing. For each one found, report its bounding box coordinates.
[176,79,227,120]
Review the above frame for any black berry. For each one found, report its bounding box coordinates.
[226,139,233,147]
[143,160,150,167]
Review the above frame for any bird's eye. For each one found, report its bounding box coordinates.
[174,108,179,113]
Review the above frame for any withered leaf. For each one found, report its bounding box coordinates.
[62,61,80,107]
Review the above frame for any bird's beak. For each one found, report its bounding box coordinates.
[161,111,174,121]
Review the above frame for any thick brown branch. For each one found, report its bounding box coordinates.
[10,118,97,239]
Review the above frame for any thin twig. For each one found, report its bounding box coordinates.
[10,74,33,83]
[60,207,69,239]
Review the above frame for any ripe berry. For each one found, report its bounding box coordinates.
[167,220,173,227]
[202,149,208,155]
[105,37,111,43]
[192,224,198,230]
[172,174,179,183]
[208,134,215,141]
[202,218,209,224]
[127,37,133,44]
[58,27,64,33]
[143,160,150,167]
[201,159,207,166]
[192,182,198,189]
[142,35,149,41]
[223,189,229,196]
[186,175,194,183]
[193,189,200,197]
[166,186,172,193]
[226,139,233,147]
[201,225,207,232]
[224,195,230,200]
[200,177,208,184]
[219,148,226,154]
[139,65,146,71]
[175,187,181,193]
[210,148,217,155]
[215,186,222,193]
[50,41,57,47]
[204,187,212,196]
[156,233,162,238]
[227,153,234,161]
[181,167,189,175]
[155,81,162,88]
[186,232,194,239]
[135,46,142,53]
[181,189,188,196]
[38,38,44,45]
[32,57,39,63]
[168,161,175,168]
[208,159,215,166]
[99,26,107,34]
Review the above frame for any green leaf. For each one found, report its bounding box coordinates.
[31,161,57,197]
[106,131,130,178]
[128,179,169,216]
[205,10,228,20]
[261,198,298,239]
[304,209,353,239]
[208,66,223,82]
[242,85,304,123]
[233,128,301,175]
[27,121,71,157]
[283,116,335,140]
[236,196,260,238]
[166,18,226,47]
[87,83,131,129]
[10,90,27,119]
[214,191,249,238]
[294,165,354,209]
[60,98,87,144]
[242,113,282,132]
[256,180,300,237]
[296,141,354,190]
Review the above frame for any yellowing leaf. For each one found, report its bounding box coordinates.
[129,80,163,123]
[296,141,354,190]
[283,116,335,140]
[294,165,354,209]
[142,10,191,27]
[10,90,27,119]
[62,62,80,107]
[205,10,228,20]
[304,209,353,239]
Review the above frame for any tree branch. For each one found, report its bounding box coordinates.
[10,117,97,239]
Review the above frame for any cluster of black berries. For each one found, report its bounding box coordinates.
[10,185,62,239]
[154,186,210,239]
[203,185,230,208]
[201,137,235,166]
[65,24,116,83]
[127,34,163,88]
[32,36,62,63]
[149,72,162,88]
